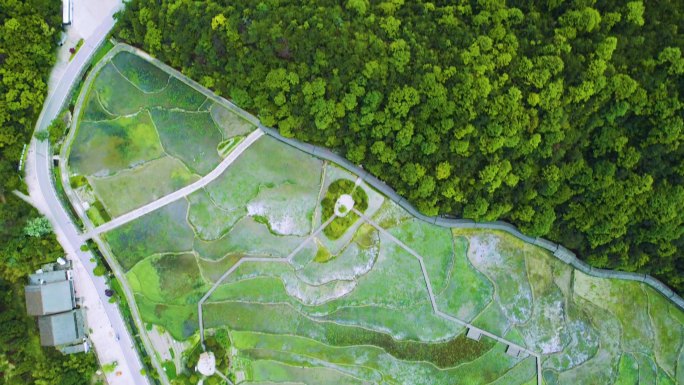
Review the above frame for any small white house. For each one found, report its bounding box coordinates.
[63,0,73,25]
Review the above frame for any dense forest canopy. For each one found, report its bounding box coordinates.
[0,0,99,383]
[114,0,684,292]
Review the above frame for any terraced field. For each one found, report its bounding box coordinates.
[103,136,684,385]
[65,48,255,220]
[69,45,684,385]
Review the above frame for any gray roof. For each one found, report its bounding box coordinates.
[60,343,88,354]
[28,270,70,285]
[38,310,85,346]
[25,280,75,316]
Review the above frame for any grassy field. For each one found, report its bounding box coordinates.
[70,110,164,177]
[89,156,198,217]
[82,45,684,385]
[202,136,323,237]
[105,199,195,270]
[111,51,170,92]
[148,108,223,175]
[66,48,256,217]
[452,229,684,384]
[102,136,684,384]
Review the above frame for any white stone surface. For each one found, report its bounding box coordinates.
[197,352,216,376]
[334,194,354,217]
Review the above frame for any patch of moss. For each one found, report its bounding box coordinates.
[313,244,334,263]
[324,324,495,368]
[152,253,205,301]
[217,136,243,157]
[69,174,89,189]
[86,200,111,226]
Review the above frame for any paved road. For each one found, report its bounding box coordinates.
[84,130,264,239]
[26,12,150,385]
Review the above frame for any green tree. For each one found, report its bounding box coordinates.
[23,217,52,237]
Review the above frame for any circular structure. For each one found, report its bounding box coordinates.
[334,194,355,217]
[196,351,216,376]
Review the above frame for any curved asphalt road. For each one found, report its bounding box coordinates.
[28,12,150,385]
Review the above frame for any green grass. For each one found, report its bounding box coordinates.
[111,51,170,92]
[104,199,195,270]
[69,110,165,177]
[81,89,115,121]
[136,294,197,340]
[205,301,490,368]
[436,235,494,321]
[488,357,537,385]
[159,78,208,111]
[248,360,369,385]
[614,353,639,385]
[86,205,107,226]
[210,103,256,138]
[161,360,176,380]
[457,231,534,328]
[210,234,458,341]
[194,216,304,260]
[153,253,207,303]
[313,244,333,263]
[149,108,224,175]
[69,39,84,61]
[371,199,412,230]
[445,345,532,385]
[233,332,534,385]
[89,156,198,217]
[196,254,242,282]
[313,237,432,313]
[91,40,115,66]
[187,188,244,241]
[204,136,323,232]
[295,224,378,284]
[92,63,154,116]
[101,361,118,373]
[127,258,163,301]
[217,135,243,157]
[69,174,88,189]
[231,330,535,385]
[388,218,453,293]
[209,276,292,304]
[248,182,321,236]
[645,289,682,378]
[321,302,456,342]
[94,63,206,116]
[129,253,208,307]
